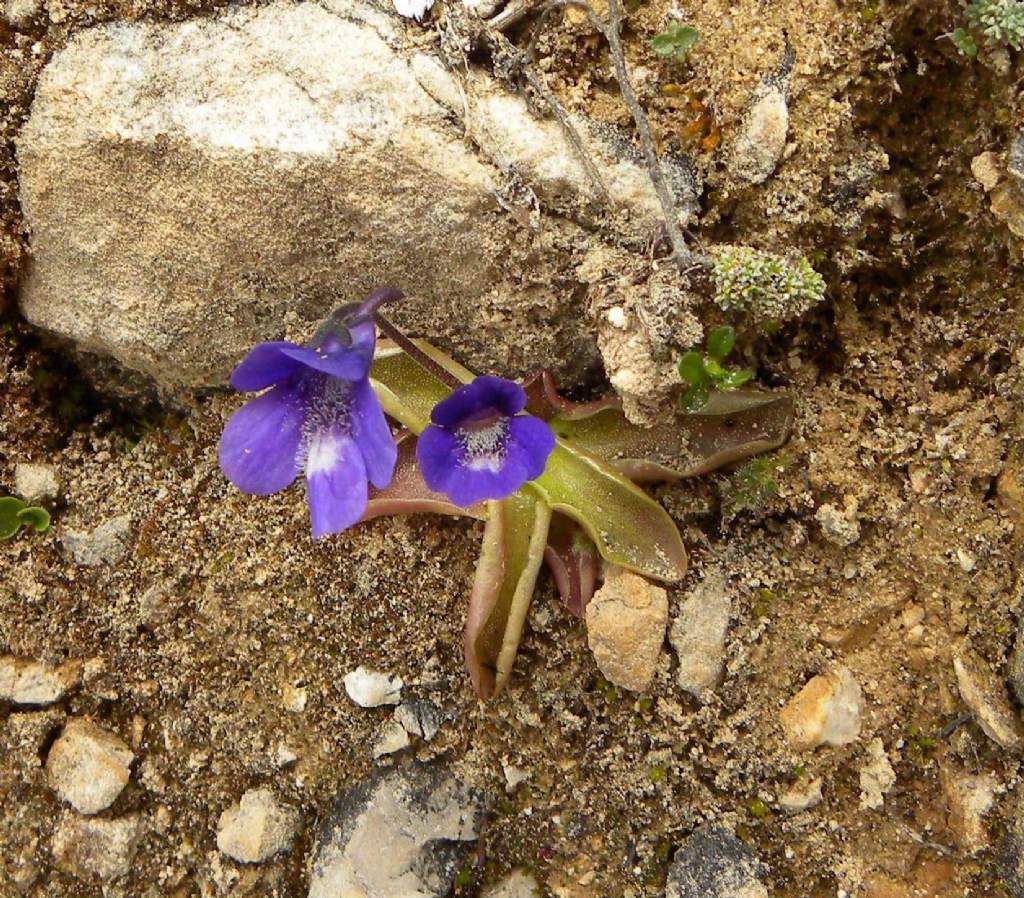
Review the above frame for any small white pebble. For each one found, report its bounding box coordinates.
[606,306,628,328]
[344,667,403,708]
[372,720,411,758]
[281,684,307,713]
[957,549,976,572]
[392,0,434,19]
[901,605,925,629]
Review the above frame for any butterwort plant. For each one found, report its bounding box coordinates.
[220,289,794,698]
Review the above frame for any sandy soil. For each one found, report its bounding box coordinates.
[2,0,1024,896]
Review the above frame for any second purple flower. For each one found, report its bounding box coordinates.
[416,375,555,507]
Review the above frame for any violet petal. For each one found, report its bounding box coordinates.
[229,341,308,392]
[350,378,398,490]
[430,375,526,427]
[506,415,556,481]
[305,430,369,539]
[415,425,461,496]
[219,384,305,495]
[441,448,530,507]
[279,344,372,382]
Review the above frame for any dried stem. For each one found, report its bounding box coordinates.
[375,314,464,391]
[483,25,611,207]
[520,70,612,206]
[602,0,693,273]
[490,0,699,276]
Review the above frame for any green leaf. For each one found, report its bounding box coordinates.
[677,351,706,385]
[703,358,727,380]
[673,25,699,56]
[651,33,677,56]
[16,506,50,533]
[951,27,978,57]
[0,497,26,540]
[464,491,552,699]
[532,444,687,583]
[682,381,710,412]
[706,325,736,360]
[719,368,755,390]
[549,389,794,480]
[651,23,698,61]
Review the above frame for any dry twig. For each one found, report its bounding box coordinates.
[490,0,700,276]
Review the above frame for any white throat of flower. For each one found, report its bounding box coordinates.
[297,374,353,472]
[458,418,510,472]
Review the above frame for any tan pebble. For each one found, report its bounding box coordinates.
[953,649,1023,752]
[585,566,667,692]
[46,718,134,815]
[779,666,862,751]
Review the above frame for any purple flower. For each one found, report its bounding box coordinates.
[416,375,555,506]
[219,290,400,539]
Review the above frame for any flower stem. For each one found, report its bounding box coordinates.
[375,313,464,391]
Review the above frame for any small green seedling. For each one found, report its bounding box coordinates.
[748,799,769,819]
[949,27,979,55]
[651,22,699,63]
[678,326,754,412]
[0,496,51,539]
[722,453,790,517]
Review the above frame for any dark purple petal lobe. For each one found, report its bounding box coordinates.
[416,426,461,495]
[279,345,372,381]
[442,454,529,508]
[219,384,305,495]
[506,415,556,480]
[430,376,526,427]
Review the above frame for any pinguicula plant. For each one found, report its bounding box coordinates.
[220,289,794,699]
[0,496,50,539]
[677,326,753,412]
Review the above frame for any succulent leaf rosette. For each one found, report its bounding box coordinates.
[220,289,794,698]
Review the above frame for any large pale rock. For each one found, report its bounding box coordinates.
[585,566,668,692]
[414,58,700,231]
[17,0,692,391]
[46,717,134,814]
[308,762,488,898]
[779,665,862,751]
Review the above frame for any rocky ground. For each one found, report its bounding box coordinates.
[2,0,1024,896]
